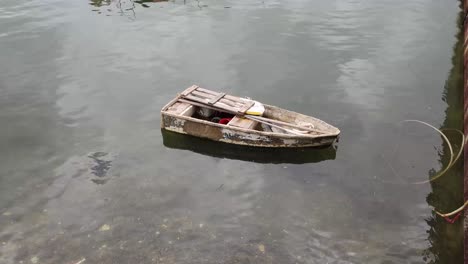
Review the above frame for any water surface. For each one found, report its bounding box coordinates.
[0,0,463,263]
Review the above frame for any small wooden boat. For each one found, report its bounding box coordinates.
[161,85,340,148]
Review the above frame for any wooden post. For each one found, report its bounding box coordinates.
[464,1,468,263]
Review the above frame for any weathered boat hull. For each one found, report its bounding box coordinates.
[161,86,340,148]
[161,113,338,148]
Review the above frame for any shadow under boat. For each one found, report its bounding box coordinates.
[162,130,337,164]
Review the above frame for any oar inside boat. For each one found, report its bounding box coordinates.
[178,98,324,135]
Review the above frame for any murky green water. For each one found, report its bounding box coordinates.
[0,0,464,263]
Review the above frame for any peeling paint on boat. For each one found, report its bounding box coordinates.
[222,129,271,142]
[173,118,186,127]
[282,138,300,145]
[161,112,338,148]
[165,125,186,134]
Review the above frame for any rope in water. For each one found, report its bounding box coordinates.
[400,121,467,223]
[402,120,456,185]
[435,200,468,220]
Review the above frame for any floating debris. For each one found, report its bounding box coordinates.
[258,244,265,254]
[75,258,86,264]
[99,224,111,231]
[30,256,38,263]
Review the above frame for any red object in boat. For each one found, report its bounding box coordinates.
[219,118,232,125]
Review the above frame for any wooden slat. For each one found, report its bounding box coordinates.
[219,98,239,108]
[239,100,256,114]
[190,93,212,102]
[178,99,237,115]
[196,87,219,96]
[192,90,215,99]
[188,89,238,107]
[208,93,226,105]
[223,95,246,104]
[181,85,199,96]
[181,86,256,115]
[184,95,240,113]
[214,102,241,113]
[166,101,192,115]
[185,94,210,104]
[228,116,257,129]
[197,87,247,104]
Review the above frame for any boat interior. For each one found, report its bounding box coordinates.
[164,100,329,135]
[165,101,269,131]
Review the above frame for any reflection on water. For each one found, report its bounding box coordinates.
[90,0,169,8]
[162,130,337,164]
[90,0,137,17]
[90,0,188,17]
[134,0,169,8]
[89,0,169,18]
[423,6,464,263]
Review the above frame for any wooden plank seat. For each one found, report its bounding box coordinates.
[166,101,195,116]
[227,116,258,130]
